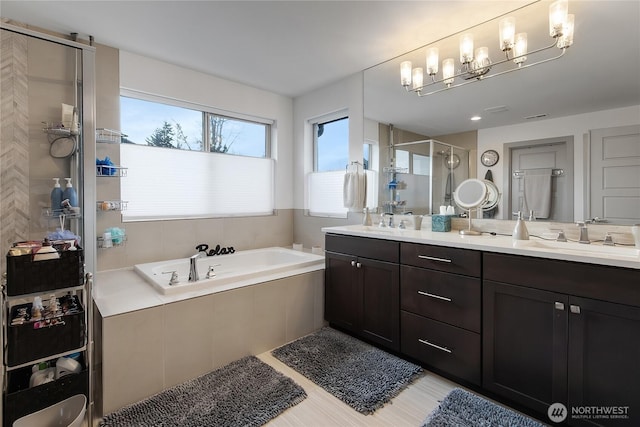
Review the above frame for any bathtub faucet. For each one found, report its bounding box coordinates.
[189,252,206,282]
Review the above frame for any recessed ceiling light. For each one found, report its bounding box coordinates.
[470,115,482,121]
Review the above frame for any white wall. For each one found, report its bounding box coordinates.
[292,72,364,247]
[119,51,294,209]
[477,105,640,220]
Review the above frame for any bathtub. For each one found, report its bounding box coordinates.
[134,247,325,295]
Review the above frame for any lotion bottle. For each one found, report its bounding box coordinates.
[50,178,63,215]
[63,178,78,207]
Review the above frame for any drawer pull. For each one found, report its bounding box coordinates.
[418,255,452,263]
[417,290,452,302]
[418,339,452,354]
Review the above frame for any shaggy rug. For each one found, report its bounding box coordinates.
[271,327,423,415]
[100,355,306,427]
[422,388,546,427]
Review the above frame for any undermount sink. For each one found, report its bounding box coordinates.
[516,239,640,259]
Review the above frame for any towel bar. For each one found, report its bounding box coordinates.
[513,168,564,178]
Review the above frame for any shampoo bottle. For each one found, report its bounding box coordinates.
[50,178,63,215]
[63,178,78,207]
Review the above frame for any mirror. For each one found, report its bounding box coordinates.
[375,127,471,216]
[364,1,640,224]
[454,179,500,235]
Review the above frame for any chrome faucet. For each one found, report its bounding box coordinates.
[189,252,206,282]
[576,221,590,244]
[385,213,394,228]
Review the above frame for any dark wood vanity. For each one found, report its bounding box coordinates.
[324,232,640,426]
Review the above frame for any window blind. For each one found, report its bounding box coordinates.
[121,144,274,221]
[308,170,377,217]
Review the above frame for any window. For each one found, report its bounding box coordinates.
[314,116,349,172]
[308,113,377,217]
[120,96,269,157]
[119,93,274,220]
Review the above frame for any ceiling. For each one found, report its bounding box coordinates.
[1,0,534,98]
[2,0,638,135]
[364,0,640,136]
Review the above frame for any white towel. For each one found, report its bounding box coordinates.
[343,171,367,211]
[523,169,552,219]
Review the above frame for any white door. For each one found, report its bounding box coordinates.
[510,140,572,222]
[589,125,640,225]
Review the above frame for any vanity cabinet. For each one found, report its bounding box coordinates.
[483,253,640,426]
[400,243,482,385]
[324,234,400,351]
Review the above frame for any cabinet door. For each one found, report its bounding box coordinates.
[325,251,359,332]
[360,257,400,351]
[483,281,568,414]
[568,297,640,427]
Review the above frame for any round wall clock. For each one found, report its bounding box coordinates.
[481,149,500,167]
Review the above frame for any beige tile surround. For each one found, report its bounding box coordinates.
[100,270,324,415]
[97,209,294,271]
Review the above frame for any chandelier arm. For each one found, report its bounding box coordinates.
[416,48,567,97]
[410,38,561,94]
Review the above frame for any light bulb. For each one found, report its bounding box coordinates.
[412,67,424,91]
[514,33,528,64]
[443,58,455,85]
[558,14,575,48]
[459,33,474,64]
[426,47,439,76]
[499,17,516,51]
[549,0,568,38]
[400,61,412,87]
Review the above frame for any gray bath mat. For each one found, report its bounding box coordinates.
[422,388,546,427]
[271,327,423,415]
[100,355,306,427]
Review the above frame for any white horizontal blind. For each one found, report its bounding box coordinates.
[121,144,274,221]
[308,170,377,217]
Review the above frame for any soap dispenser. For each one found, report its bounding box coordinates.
[62,178,78,207]
[512,211,529,241]
[363,207,372,226]
[50,178,63,216]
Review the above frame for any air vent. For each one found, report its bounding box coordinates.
[484,105,509,114]
[524,113,548,120]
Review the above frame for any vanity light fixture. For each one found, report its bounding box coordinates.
[400,0,575,96]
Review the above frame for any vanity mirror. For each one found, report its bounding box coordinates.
[364,1,640,224]
[453,179,500,235]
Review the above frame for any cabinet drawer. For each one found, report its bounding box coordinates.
[483,252,640,306]
[401,243,480,277]
[401,266,481,333]
[401,311,481,385]
[326,234,399,263]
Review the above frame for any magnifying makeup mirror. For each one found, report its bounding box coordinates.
[453,178,500,235]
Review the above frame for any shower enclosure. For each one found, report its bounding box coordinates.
[380,138,469,215]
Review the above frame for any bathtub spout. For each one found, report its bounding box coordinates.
[189,252,206,282]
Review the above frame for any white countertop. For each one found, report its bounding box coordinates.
[321,225,640,270]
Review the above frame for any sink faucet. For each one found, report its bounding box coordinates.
[384,213,394,228]
[189,252,206,282]
[576,221,590,244]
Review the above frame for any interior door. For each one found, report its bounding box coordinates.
[589,125,640,224]
[510,140,572,222]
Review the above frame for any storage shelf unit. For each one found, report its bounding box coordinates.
[2,248,91,426]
